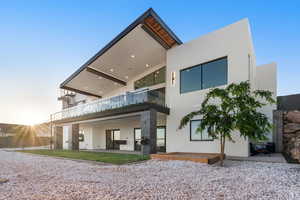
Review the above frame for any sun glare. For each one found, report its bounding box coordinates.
[19,113,45,126]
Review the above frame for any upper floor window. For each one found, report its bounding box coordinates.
[134,67,166,89]
[180,57,228,94]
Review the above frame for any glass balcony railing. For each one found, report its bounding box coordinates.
[51,89,166,121]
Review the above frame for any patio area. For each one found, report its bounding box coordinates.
[1,150,300,200]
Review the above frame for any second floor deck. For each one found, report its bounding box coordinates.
[51,89,168,123]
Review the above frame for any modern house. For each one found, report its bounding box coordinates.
[51,8,277,157]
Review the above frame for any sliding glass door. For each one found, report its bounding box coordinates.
[134,127,166,152]
[106,129,121,150]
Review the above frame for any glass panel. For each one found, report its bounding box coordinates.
[52,89,166,121]
[135,129,141,140]
[134,127,166,152]
[134,129,142,151]
[202,58,227,89]
[134,67,166,89]
[201,130,211,140]
[154,67,166,85]
[191,120,212,140]
[157,127,165,151]
[113,130,120,140]
[180,65,202,93]
[191,120,201,140]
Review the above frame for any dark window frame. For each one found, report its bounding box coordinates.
[180,56,228,94]
[133,126,166,152]
[190,120,214,141]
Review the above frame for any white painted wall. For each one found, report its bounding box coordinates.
[165,19,256,157]
[79,126,93,149]
[255,62,277,141]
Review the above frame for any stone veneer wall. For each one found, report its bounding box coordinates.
[282,111,300,162]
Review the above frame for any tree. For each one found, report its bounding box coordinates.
[178,81,275,166]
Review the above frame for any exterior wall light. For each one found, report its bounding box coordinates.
[171,71,176,87]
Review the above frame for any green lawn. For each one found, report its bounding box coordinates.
[17,150,149,165]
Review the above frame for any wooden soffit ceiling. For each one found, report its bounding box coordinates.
[143,15,177,48]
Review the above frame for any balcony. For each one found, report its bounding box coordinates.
[51,89,167,123]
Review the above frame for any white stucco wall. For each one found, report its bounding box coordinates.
[79,126,93,149]
[255,62,277,141]
[165,19,256,157]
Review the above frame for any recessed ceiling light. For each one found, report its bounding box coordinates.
[125,76,129,79]
[114,82,117,85]
[98,76,102,80]
[110,68,114,72]
[146,64,150,67]
[130,54,135,58]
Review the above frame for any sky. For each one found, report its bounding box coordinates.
[0,0,299,125]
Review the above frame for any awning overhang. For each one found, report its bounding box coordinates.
[60,8,182,98]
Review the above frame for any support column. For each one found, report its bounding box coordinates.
[53,126,63,149]
[140,109,157,155]
[69,124,79,150]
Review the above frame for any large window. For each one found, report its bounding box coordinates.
[134,67,166,89]
[190,120,213,141]
[134,127,166,152]
[180,57,228,94]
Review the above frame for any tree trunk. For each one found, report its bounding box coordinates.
[220,134,225,166]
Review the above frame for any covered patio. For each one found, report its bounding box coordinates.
[52,108,168,155]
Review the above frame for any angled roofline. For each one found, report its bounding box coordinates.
[60,8,182,89]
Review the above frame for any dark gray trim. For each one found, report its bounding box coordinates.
[53,102,170,124]
[86,67,127,86]
[61,85,102,98]
[60,8,182,88]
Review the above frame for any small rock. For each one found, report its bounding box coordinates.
[284,123,300,133]
[286,111,300,123]
[0,178,8,184]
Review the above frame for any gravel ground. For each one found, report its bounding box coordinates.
[0,150,300,200]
